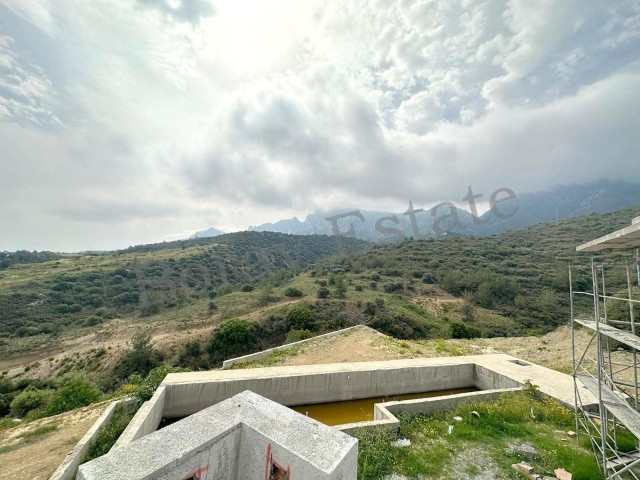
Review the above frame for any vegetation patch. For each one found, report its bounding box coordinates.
[353,391,602,480]
[82,402,137,463]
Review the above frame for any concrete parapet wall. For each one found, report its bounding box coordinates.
[474,364,521,390]
[49,398,135,480]
[379,387,521,418]
[77,391,358,480]
[116,354,598,447]
[338,388,519,434]
[162,362,475,418]
[113,385,166,449]
[222,325,367,369]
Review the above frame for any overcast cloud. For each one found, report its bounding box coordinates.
[0,0,639,251]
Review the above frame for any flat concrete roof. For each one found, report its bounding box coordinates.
[577,216,640,252]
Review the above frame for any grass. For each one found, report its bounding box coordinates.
[82,402,137,463]
[353,391,604,480]
[0,422,59,454]
[229,345,304,369]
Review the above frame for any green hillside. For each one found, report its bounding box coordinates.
[310,205,639,335]
[0,231,367,354]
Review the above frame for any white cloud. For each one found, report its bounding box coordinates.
[0,0,638,251]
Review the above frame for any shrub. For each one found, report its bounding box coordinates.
[383,282,404,293]
[286,302,314,331]
[208,318,257,362]
[284,287,304,297]
[112,334,162,383]
[129,366,186,402]
[285,329,315,344]
[450,322,481,339]
[317,286,330,299]
[10,387,51,418]
[46,374,102,415]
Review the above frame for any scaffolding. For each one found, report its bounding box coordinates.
[571,216,640,479]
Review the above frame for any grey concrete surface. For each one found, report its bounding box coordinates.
[115,354,598,447]
[161,354,594,418]
[77,391,358,480]
[113,385,166,449]
[48,398,135,480]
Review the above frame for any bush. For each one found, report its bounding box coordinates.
[285,329,315,344]
[284,287,304,297]
[10,387,51,418]
[112,334,162,383]
[450,322,481,339]
[317,287,330,299]
[286,302,314,331]
[208,318,257,362]
[46,374,102,416]
[383,282,404,293]
[128,365,186,402]
[177,341,207,369]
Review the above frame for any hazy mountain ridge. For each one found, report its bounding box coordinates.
[247,180,640,241]
[190,227,225,239]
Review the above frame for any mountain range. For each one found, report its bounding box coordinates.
[192,180,640,242]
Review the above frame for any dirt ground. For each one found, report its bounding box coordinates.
[0,401,109,480]
[278,324,590,373]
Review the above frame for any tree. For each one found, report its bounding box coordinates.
[207,318,257,362]
[461,302,475,323]
[286,302,314,331]
[112,333,162,382]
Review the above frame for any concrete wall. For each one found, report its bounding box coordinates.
[379,388,521,418]
[337,388,520,435]
[77,391,358,480]
[162,363,475,418]
[222,325,366,369]
[115,354,598,447]
[49,398,135,480]
[474,364,521,390]
[113,385,166,449]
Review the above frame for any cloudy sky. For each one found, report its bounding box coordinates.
[1,0,639,251]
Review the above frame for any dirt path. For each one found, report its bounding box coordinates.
[0,402,109,480]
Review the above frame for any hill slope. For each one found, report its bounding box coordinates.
[0,232,367,356]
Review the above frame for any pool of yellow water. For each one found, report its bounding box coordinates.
[291,387,477,426]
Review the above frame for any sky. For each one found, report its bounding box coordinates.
[0,0,639,252]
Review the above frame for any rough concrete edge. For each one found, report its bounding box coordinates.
[336,388,521,435]
[381,387,521,416]
[48,397,135,480]
[113,385,166,449]
[221,325,366,368]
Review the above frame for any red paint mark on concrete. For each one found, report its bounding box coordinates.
[264,443,272,480]
[180,464,209,480]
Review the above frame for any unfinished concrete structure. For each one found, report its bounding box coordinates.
[78,391,357,480]
[572,215,640,478]
[115,354,594,447]
[71,353,597,479]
